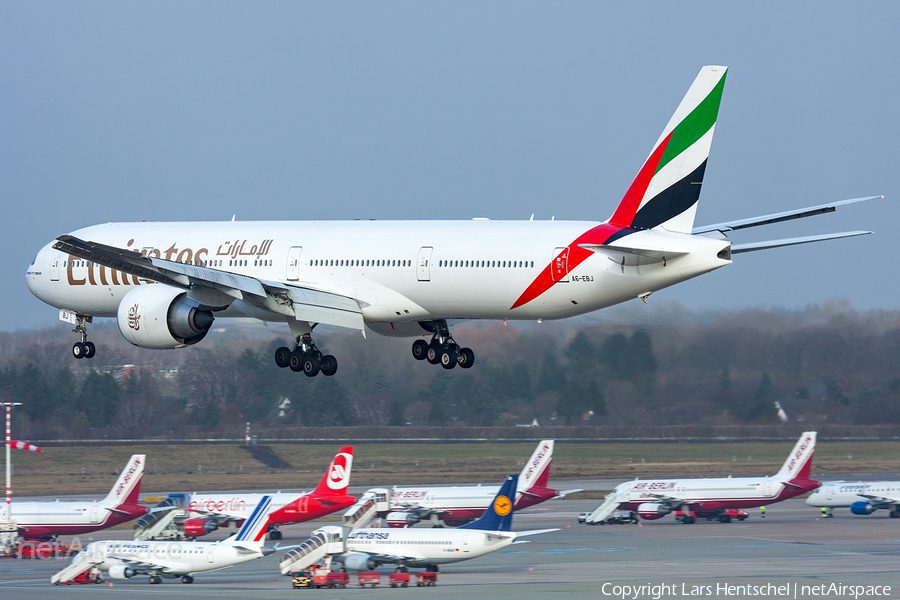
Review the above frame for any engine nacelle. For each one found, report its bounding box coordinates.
[386,511,419,528]
[342,552,377,572]
[637,503,671,521]
[107,564,137,579]
[117,285,214,349]
[182,518,219,538]
[851,501,877,515]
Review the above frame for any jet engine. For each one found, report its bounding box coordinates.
[342,552,377,571]
[182,518,219,538]
[636,502,671,521]
[851,501,877,515]
[117,285,214,349]
[386,511,420,528]
[107,564,137,579]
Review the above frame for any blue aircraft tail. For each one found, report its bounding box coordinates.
[460,475,517,532]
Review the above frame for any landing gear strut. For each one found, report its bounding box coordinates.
[411,320,474,370]
[274,327,337,377]
[71,314,96,360]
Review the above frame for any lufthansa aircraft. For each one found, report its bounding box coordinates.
[25,66,879,376]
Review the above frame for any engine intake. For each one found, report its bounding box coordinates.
[117,285,214,349]
[637,502,671,521]
[107,564,136,579]
[851,501,877,515]
[386,511,420,528]
[182,518,219,538]
[342,552,377,572]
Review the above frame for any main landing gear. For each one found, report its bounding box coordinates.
[71,314,96,360]
[411,319,474,370]
[274,331,338,378]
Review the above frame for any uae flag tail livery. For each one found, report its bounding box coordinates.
[610,65,726,234]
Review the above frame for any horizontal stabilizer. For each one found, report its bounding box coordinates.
[693,195,883,235]
[731,231,871,254]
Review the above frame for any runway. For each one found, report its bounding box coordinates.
[2,497,899,599]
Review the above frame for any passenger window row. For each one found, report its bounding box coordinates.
[439,259,534,269]
[312,259,411,268]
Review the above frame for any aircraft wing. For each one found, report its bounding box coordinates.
[731,231,872,254]
[859,494,900,509]
[647,493,694,508]
[552,489,583,499]
[692,195,883,235]
[514,528,559,537]
[393,504,447,518]
[363,551,429,565]
[120,557,181,574]
[53,235,364,332]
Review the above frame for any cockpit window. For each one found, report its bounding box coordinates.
[31,254,37,266]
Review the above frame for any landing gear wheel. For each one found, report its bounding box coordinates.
[72,342,86,359]
[289,350,305,372]
[181,575,193,584]
[891,510,900,519]
[395,566,408,573]
[683,516,695,524]
[149,575,162,584]
[411,339,429,361]
[718,514,731,523]
[440,345,458,369]
[303,353,321,377]
[83,341,96,359]
[426,341,441,365]
[458,347,475,369]
[274,346,291,368]
[268,529,283,540]
[321,355,338,376]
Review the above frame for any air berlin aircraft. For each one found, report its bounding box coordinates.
[25,66,878,375]
[585,432,819,524]
[135,447,354,540]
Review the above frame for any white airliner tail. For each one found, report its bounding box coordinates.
[517,440,553,494]
[224,495,273,548]
[101,454,145,506]
[774,432,817,482]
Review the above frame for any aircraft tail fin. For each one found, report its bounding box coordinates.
[312,447,354,497]
[774,432,817,482]
[517,440,553,492]
[460,475,517,532]
[609,65,727,234]
[102,454,145,506]
[227,495,273,545]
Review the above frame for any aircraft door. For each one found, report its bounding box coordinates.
[286,247,302,281]
[89,504,102,523]
[763,480,774,498]
[462,533,470,553]
[50,252,62,281]
[206,545,216,563]
[417,247,433,282]
[299,496,309,514]
[551,247,570,283]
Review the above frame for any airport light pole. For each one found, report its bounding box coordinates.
[2,402,21,520]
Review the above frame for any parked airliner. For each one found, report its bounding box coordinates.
[0,454,146,537]
[384,439,579,527]
[280,475,556,575]
[52,495,276,585]
[136,447,354,540]
[25,66,879,375]
[585,432,819,524]
[806,481,900,517]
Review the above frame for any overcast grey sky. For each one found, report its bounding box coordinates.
[2,1,897,332]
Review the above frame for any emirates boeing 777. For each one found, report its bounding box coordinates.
[25,66,879,375]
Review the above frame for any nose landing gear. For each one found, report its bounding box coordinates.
[411,319,475,370]
[274,330,338,377]
[71,314,96,360]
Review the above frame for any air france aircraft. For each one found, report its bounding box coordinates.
[52,495,276,585]
[806,481,900,517]
[280,475,556,575]
[135,447,354,540]
[585,432,819,524]
[0,454,146,537]
[385,440,579,527]
[26,66,879,376]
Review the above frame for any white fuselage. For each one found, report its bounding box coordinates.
[391,485,504,512]
[78,539,264,576]
[344,526,515,566]
[806,481,900,508]
[185,493,294,521]
[0,500,114,529]
[26,220,730,332]
[616,476,790,509]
